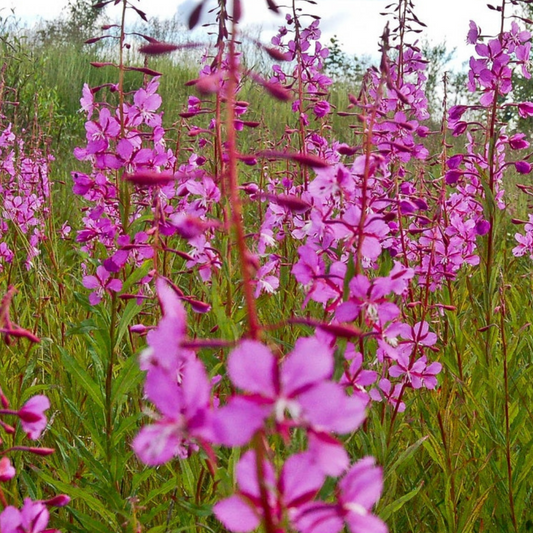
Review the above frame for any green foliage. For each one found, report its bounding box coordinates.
[324,35,371,85]
[3,6,533,533]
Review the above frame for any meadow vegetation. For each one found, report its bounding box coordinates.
[1,0,533,532]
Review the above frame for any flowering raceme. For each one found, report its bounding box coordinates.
[214,336,367,448]
[0,125,52,271]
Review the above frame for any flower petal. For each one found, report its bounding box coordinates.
[213,397,269,446]
[228,341,277,397]
[282,337,333,396]
[213,495,260,533]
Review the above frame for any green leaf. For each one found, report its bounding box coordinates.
[67,509,114,533]
[59,347,104,409]
[114,299,143,349]
[385,435,428,478]
[35,470,117,525]
[380,481,423,521]
[112,413,143,447]
[111,353,143,408]
[141,477,178,506]
[457,486,492,533]
[423,434,448,473]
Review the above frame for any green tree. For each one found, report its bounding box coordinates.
[35,0,104,47]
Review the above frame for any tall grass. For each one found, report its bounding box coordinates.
[0,1,533,532]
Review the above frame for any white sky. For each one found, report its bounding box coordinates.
[4,0,512,69]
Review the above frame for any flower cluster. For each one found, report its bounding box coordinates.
[133,279,387,533]
[0,125,52,270]
[0,287,69,532]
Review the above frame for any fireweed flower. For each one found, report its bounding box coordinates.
[80,83,94,117]
[213,337,366,448]
[17,395,50,440]
[336,263,413,326]
[294,457,387,533]
[214,451,325,533]
[339,346,378,401]
[0,500,50,533]
[127,77,163,128]
[313,100,331,118]
[133,357,214,465]
[388,351,442,390]
[138,278,194,376]
[370,378,406,413]
[82,265,123,305]
[134,279,214,465]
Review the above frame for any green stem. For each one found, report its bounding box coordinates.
[499,280,518,532]
[105,291,118,465]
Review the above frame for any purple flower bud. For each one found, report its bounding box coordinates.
[445,169,463,185]
[447,154,464,169]
[509,134,529,150]
[43,494,71,507]
[313,100,330,118]
[476,220,491,235]
[518,102,533,118]
[452,121,468,136]
[515,160,532,174]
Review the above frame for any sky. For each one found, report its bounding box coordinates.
[4,0,510,70]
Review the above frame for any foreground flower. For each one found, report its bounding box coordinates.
[133,358,214,465]
[294,457,387,533]
[17,396,50,440]
[0,499,50,533]
[214,451,325,532]
[214,337,366,447]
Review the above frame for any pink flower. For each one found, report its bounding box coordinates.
[82,265,123,305]
[17,396,50,440]
[466,20,480,45]
[313,100,330,118]
[0,499,51,533]
[133,358,214,465]
[139,279,192,376]
[214,451,325,532]
[389,353,442,389]
[80,83,94,117]
[0,458,15,482]
[294,457,387,533]
[214,337,366,447]
[515,160,532,174]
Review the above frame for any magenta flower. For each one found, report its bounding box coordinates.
[82,265,123,305]
[17,395,50,440]
[133,357,214,465]
[214,337,366,446]
[515,160,532,174]
[466,20,480,45]
[397,321,438,355]
[313,100,331,118]
[370,379,405,412]
[84,107,120,154]
[518,102,533,118]
[138,278,193,376]
[0,499,49,533]
[389,352,442,390]
[0,457,15,482]
[335,265,412,327]
[339,347,378,398]
[214,450,325,533]
[80,83,94,117]
[128,78,163,127]
[294,457,387,533]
